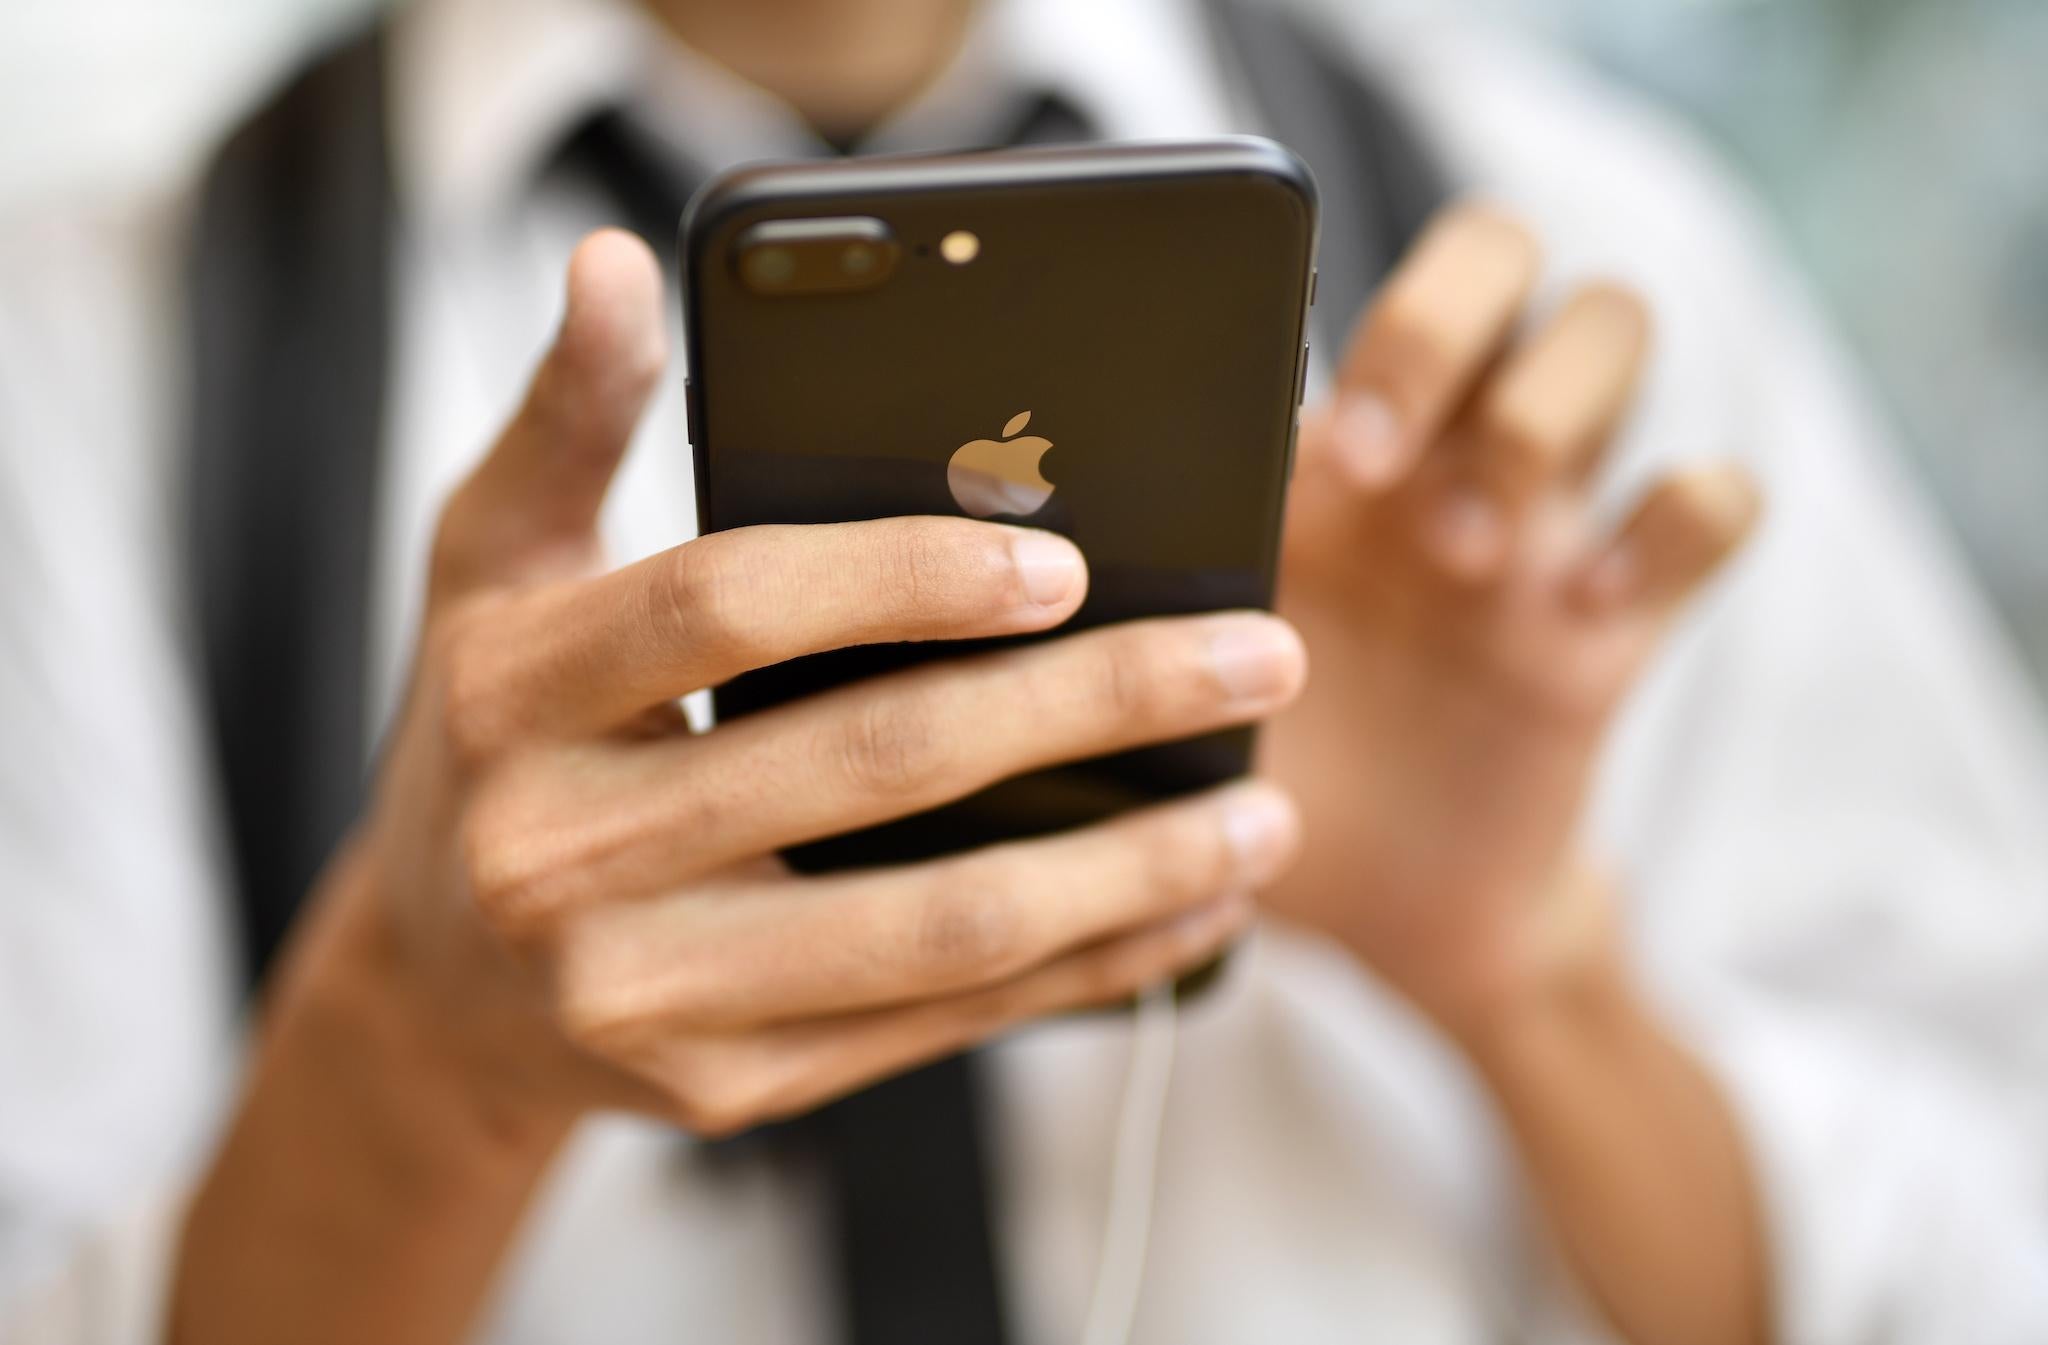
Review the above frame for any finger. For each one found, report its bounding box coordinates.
[1417,283,1651,579]
[738,894,1254,1126]
[551,782,1298,1031]
[1571,462,1762,616]
[466,611,1306,926]
[630,894,1255,1136]
[1319,204,1540,490]
[449,516,1089,745]
[1470,282,1649,496]
[432,230,666,601]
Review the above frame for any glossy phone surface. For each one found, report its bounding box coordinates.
[683,138,1317,879]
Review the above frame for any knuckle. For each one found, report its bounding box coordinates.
[1083,631,1176,726]
[459,793,551,936]
[552,965,632,1056]
[550,933,674,1056]
[458,766,604,939]
[427,482,492,594]
[658,535,758,666]
[912,865,1027,979]
[834,688,951,796]
[456,799,511,921]
[664,1047,777,1138]
[1477,398,1569,482]
[674,1098,749,1141]
[433,602,520,767]
[428,510,469,590]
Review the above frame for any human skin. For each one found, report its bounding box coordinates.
[1267,206,1769,1345]
[173,3,1772,1338]
[617,7,1774,1334]
[172,211,1769,1345]
[170,231,1308,1345]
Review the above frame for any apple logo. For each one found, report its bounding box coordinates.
[947,411,1056,518]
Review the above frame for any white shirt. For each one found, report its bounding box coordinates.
[4,0,2048,1341]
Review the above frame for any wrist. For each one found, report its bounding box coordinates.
[1444,936,1647,1090]
[1393,859,1629,1050]
[1426,890,1772,1345]
[175,850,573,1345]
[1413,862,1682,1100]
[266,842,579,1169]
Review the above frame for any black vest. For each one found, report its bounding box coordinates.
[185,6,1447,1340]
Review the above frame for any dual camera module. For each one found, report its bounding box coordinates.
[736,217,978,296]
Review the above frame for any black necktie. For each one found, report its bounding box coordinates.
[558,91,1096,1345]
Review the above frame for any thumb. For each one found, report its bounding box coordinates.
[432,228,667,601]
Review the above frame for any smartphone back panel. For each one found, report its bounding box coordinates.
[684,140,1317,872]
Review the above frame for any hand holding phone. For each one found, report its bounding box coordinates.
[684,139,1319,893]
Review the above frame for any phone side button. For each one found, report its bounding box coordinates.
[1308,268,1319,307]
[685,378,702,446]
[1296,343,1310,406]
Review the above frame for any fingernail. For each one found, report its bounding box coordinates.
[1424,486,1506,577]
[1010,531,1084,607]
[1203,615,1305,703]
[1335,393,1406,487]
[1221,785,1298,886]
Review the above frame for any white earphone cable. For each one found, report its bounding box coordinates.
[1076,984,1179,1345]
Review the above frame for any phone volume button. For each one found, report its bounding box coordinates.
[685,378,702,446]
[1308,268,1319,307]
[1296,343,1310,406]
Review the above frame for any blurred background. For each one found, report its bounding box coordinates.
[4,0,2043,679]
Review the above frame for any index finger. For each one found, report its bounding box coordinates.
[1320,204,1540,488]
[448,516,1090,744]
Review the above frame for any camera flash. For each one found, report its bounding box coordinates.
[940,230,980,265]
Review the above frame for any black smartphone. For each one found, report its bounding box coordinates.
[681,138,1317,887]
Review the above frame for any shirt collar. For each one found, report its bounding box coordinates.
[390,0,1240,228]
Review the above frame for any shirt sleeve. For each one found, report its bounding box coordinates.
[1613,243,2048,1341]
[0,196,239,1331]
[1,1194,187,1345]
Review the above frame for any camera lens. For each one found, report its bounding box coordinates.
[734,218,896,295]
[745,247,795,287]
